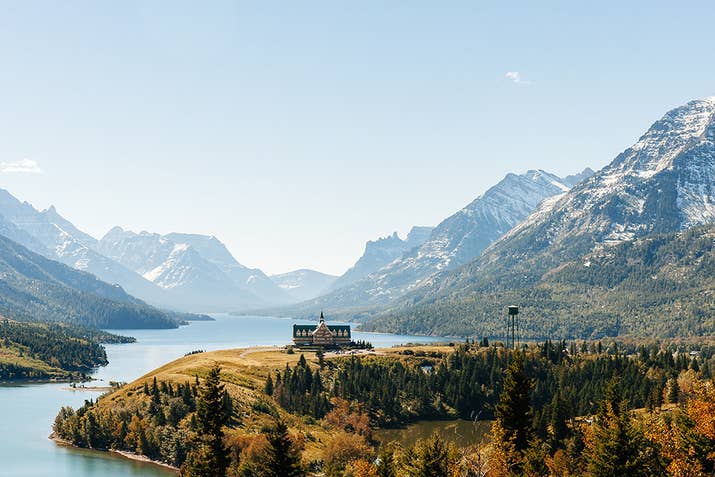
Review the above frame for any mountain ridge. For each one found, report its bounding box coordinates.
[364,97,715,338]
[282,168,592,317]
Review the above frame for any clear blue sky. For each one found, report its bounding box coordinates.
[1,1,714,275]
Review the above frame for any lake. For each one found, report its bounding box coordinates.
[0,314,444,476]
[375,419,493,449]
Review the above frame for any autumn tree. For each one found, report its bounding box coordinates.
[323,431,374,477]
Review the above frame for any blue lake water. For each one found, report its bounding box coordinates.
[0,314,443,476]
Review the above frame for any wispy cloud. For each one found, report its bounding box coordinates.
[0,159,43,174]
[505,71,531,85]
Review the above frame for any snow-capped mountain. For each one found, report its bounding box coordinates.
[0,189,166,304]
[165,233,288,304]
[329,226,434,291]
[97,228,290,310]
[366,97,715,336]
[297,169,590,313]
[270,269,338,302]
[496,97,715,255]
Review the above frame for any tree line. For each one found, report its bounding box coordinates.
[0,320,131,379]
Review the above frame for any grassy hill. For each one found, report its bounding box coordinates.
[57,347,338,463]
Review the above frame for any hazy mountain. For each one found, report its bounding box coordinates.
[0,232,183,328]
[365,97,715,338]
[0,190,166,304]
[329,226,434,292]
[270,269,337,302]
[561,167,596,187]
[295,169,588,314]
[165,233,290,305]
[97,228,290,311]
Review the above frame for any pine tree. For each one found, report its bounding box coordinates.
[260,420,305,477]
[181,365,230,477]
[496,351,534,452]
[491,350,534,475]
[399,433,454,477]
[376,444,397,477]
[668,377,680,404]
[585,379,663,477]
[264,374,274,396]
[317,348,325,369]
[549,390,570,447]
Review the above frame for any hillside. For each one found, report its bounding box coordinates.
[0,190,168,305]
[0,234,188,329]
[51,340,715,474]
[0,320,132,380]
[366,225,715,338]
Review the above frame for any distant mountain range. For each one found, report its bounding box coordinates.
[270,269,337,302]
[329,226,434,292]
[97,228,291,311]
[0,231,188,328]
[361,97,715,338]
[0,191,168,304]
[1,97,713,340]
[281,168,593,316]
[0,190,293,312]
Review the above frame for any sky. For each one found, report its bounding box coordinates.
[1,1,714,276]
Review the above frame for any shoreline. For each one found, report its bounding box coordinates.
[49,433,179,473]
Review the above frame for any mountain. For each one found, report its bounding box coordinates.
[165,233,289,305]
[329,226,434,291]
[0,190,167,304]
[0,188,290,311]
[561,167,596,187]
[0,232,184,328]
[365,97,715,338]
[294,169,589,314]
[270,269,337,302]
[97,228,290,311]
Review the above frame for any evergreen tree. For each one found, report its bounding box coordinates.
[260,420,305,477]
[182,365,230,477]
[399,433,453,477]
[491,350,534,475]
[549,390,570,447]
[585,379,663,477]
[376,444,398,477]
[317,348,325,369]
[496,351,534,452]
[668,377,680,404]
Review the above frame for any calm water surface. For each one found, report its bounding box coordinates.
[375,419,493,449]
[0,314,443,477]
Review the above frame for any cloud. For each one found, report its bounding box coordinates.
[0,159,43,174]
[505,71,531,85]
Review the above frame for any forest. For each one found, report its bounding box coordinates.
[52,339,715,476]
[365,225,715,339]
[0,320,132,380]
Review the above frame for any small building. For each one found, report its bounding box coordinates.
[292,312,351,347]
